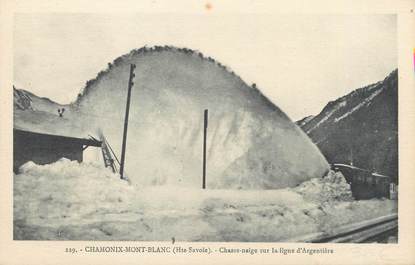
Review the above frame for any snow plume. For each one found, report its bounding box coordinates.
[72,47,328,189]
[14,159,396,241]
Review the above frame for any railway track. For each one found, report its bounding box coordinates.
[289,213,398,243]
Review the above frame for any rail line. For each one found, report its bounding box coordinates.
[289,213,398,243]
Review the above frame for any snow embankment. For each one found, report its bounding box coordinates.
[14,159,397,241]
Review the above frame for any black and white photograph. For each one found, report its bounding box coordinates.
[12,12,399,243]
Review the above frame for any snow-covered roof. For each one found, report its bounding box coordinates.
[14,109,94,141]
[371,172,389,178]
[332,164,391,179]
[332,163,364,170]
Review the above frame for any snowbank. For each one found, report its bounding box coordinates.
[14,159,397,241]
[294,170,353,203]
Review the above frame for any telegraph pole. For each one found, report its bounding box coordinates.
[202,109,208,189]
[120,64,136,180]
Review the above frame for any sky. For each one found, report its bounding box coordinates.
[13,13,397,120]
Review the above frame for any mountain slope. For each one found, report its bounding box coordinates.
[71,46,329,189]
[14,87,33,111]
[13,87,88,138]
[14,86,64,114]
[296,115,315,128]
[298,70,398,180]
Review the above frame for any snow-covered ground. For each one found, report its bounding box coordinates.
[14,159,397,241]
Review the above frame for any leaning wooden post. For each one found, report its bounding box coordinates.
[120,64,136,180]
[202,109,208,189]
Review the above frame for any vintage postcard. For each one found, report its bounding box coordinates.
[1,0,414,264]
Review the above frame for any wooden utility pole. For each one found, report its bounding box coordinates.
[202,109,208,189]
[120,64,136,180]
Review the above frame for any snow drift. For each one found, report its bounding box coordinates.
[14,159,397,241]
[71,46,329,189]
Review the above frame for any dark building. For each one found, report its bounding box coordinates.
[332,163,397,200]
[13,129,102,173]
